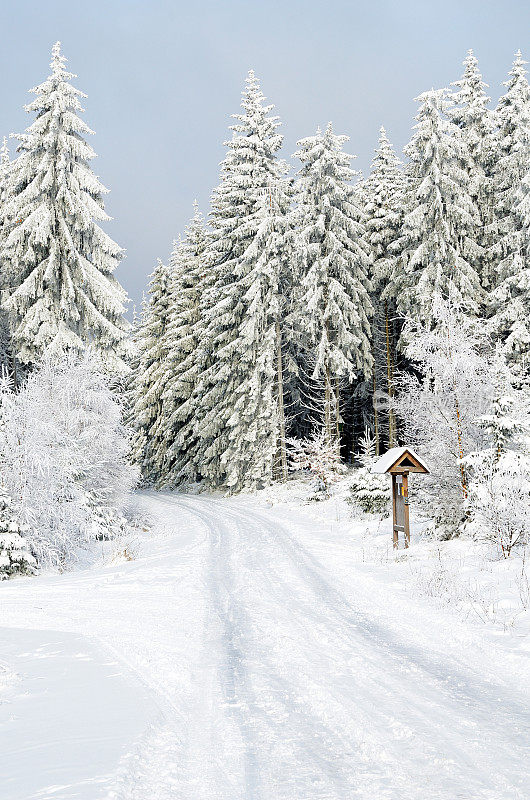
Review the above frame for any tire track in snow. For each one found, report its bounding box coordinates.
[156,493,360,799]
[170,493,530,800]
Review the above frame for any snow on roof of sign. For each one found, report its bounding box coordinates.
[371,446,429,474]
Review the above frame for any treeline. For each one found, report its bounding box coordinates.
[130,51,530,495]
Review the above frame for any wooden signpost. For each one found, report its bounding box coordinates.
[372,447,429,549]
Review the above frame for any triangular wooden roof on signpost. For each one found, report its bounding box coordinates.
[372,447,430,475]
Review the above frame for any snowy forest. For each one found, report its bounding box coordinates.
[0,41,530,577]
[2,9,530,794]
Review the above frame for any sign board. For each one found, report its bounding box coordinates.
[372,447,429,549]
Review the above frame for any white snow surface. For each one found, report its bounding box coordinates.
[372,446,429,473]
[0,489,529,799]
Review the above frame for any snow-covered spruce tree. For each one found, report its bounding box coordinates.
[129,259,173,484]
[159,203,209,485]
[448,49,495,285]
[349,427,390,516]
[295,123,373,454]
[0,351,136,568]
[393,293,496,538]
[488,53,530,375]
[363,127,405,450]
[395,90,484,331]
[0,485,36,579]
[1,42,129,373]
[123,295,146,458]
[184,71,288,491]
[279,179,315,444]
[216,179,296,489]
[0,138,15,378]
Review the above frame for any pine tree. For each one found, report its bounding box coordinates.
[123,295,147,465]
[395,90,483,329]
[492,51,530,241]
[1,42,129,373]
[488,52,530,373]
[363,127,405,449]
[0,138,14,377]
[218,180,295,489]
[129,259,173,484]
[349,428,390,515]
[0,137,11,246]
[0,487,35,579]
[295,123,373,451]
[159,203,209,484]
[185,70,287,490]
[448,49,495,285]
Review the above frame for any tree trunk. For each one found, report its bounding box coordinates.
[335,376,341,460]
[385,301,397,447]
[444,324,468,503]
[454,391,468,500]
[372,347,380,457]
[11,352,18,391]
[275,320,287,481]
[324,363,332,447]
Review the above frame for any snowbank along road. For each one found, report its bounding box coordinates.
[0,490,529,799]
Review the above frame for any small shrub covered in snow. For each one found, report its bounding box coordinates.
[465,454,530,557]
[464,391,530,557]
[349,429,390,516]
[0,352,138,569]
[84,494,128,542]
[0,488,36,579]
[287,430,342,499]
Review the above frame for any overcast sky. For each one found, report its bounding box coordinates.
[1,0,530,309]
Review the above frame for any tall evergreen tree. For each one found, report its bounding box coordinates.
[218,180,295,489]
[448,49,495,285]
[395,90,483,330]
[183,70,287,490]
[0,138,14,377]
[160,204,209,484]
[295,123,373,449]
[129,259,173,483]
[488,52,530,373]
[1,42,129,372]
[492,51,530,243]
[363,127,405,449]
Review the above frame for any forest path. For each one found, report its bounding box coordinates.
[0,491,529,799]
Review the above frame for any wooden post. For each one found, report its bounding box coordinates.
[403,472,410,548]
[373,447,429,551]
[391,474,398,549]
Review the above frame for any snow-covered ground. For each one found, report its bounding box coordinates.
[1,488,529,799]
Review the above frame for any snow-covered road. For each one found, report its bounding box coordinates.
[1,491,529,799]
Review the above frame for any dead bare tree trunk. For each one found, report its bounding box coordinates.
[372,347,380,457]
